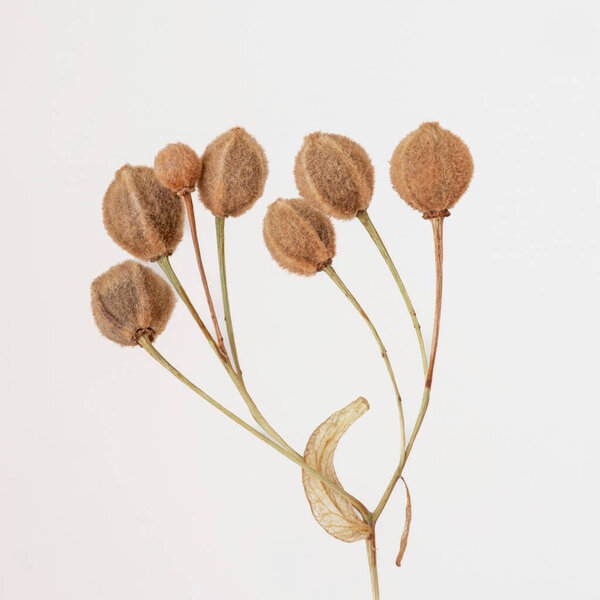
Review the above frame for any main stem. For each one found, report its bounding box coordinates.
[181,191,228,358]
[372,216,445,521]
[157,255,292,454]
[323,265,406,464]
[356,210,428,377]
[215,216,243,378]
[137,334,370,521]
[366,533,380,600]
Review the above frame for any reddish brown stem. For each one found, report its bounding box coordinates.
[181,191,228,360]
[425,216,444,390]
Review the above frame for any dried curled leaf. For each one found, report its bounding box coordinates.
[395,477,412,566]
[302,397,371,543]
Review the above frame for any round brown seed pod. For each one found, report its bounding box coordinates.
[263,198,336,276]
[389,122,474,218]
[198,127,268,217]
[103,165,185,261]
[91,260,176,346]
[294,132,374,220]
[154,142,203,193]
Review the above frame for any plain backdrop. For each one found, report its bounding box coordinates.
[1,0,599,598]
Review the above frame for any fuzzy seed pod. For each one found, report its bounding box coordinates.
[154,143,203,193]
[294,132,374,220]
[103,165,185,261]
[263,199,336,276]
[389,122,474,218]
[91,260,175,346]
[198,127,268,217]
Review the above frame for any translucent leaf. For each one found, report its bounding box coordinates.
[302,397,371,543]
[395,477,412,566]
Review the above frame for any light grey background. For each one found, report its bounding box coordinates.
[1,0,599,598]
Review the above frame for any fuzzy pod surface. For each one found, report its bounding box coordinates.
[263,198,336,276]
[91,260,176,346]
[198,127,268,217]
[103,165,185,261]
[389,122,474,218]
[294,132,374,220]
[154,143,203,193]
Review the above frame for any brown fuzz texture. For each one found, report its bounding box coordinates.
[389,122,473,218]
[294,132,374,220]
[154,143,203,193]
[263,198,336,276]
[91,260,176,346]
[198,127,268,217]
[103,165,185,261]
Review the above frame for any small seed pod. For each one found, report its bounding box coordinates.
[389,122,474,219]
[154,143,203,194]
[198,127,268,217]
[263,199,336,276]
[103,165,185,261]
[91,260,176,346]
[294,132,374,220]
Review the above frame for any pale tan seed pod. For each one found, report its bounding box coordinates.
[103,165,185,261]
[198,127,268,217]
[389,122,474,218]
[154,143,203,193]
[91,260,176,346]
[263,198,336,276]
[294,132,374,220]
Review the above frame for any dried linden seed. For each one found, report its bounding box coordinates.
[103,165,185,261]
[295,132,374,220]
[263,198,336,276]
[198,127,268,217]
[91,260,175,346]
[389,122,473,218]
[154,143,203,193]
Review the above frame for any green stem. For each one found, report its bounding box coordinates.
[138,334,370,521]
[323,265,406,464]
[215,216,243,378]
[357,210,428,377]
[366,533,380,600]
[372,388,430,520]
[157,255,292,454]
[372,216,445,521]
[157,255,222,359]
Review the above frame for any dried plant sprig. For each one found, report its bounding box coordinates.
[91,260,175,346]
[263,198,336,276]
[198,127,268,218]
[389,121,473,219]
[103,165,185,261]
[94,121,474,600]
[295,132,374,219]
[137,334,370,519]
[154,143,228,358]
